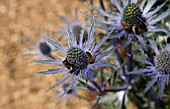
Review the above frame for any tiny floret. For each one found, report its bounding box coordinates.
[154,50,170,74]
[65,47,88,70]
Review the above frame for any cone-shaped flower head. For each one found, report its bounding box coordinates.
[86,0,170,42]
[128,38,170,99]
[154,50,170,74]
[35,20,116,93]
[121,3,147,34]
[65,47,88,70]
[39,42,52,55]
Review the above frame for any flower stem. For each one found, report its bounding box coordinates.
[127,43,132,72]
[99,0,131,86]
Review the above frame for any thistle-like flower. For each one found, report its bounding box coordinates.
[58,9,88,43]
[86,0,170,42]
[129,38,170,99]
[22,30,56,59]
[35,21,116,93]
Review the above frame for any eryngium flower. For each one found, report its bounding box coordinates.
[35,21,116,93]
[129,39,170,99]
[86,0,170,41]
[58,9,88,43]
[22,30,55,59]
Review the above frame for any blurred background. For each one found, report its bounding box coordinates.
[0,0,94,109]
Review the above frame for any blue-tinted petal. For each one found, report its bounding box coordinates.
[74,8,79,24]
[131,0,138,4]
[128,68,155,75]
[145,1,167,18]
[97,25,114,31]
[85,19,95,51]
[135,35,147,48]
[95,47,116,61]
[112,0,123,14]
[22,53,37,56]
[82,12,119,26]
[34,59,63,65]
[93,29,114,53]
[122,0,128,8]
[128,54,153,66]
[149,8,170,25]
[60,16,73,27]
[148,39,159,55]
[65,75,79,93]
[140,0,147,11]
[109,31,125,39]
[58,26,67,36]
[144,74,159,93]
[143,0,157,15]
[79,26,85,48]
[42,36,67,54]
[67,27,77,47]
[141,72,157,76]
[81,69,87,81]
[148,28,170,36]
[86,68,94,82]
[90,62,116,67]
[158,74,166,99]
[47,73,71,91]
[37,67,67,74]
[85,3,119,21]
[24,47,35,51]
[21,36,37,47]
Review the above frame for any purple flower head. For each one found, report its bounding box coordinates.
[22,30,56,59]
[35,20,116,93]
[85,0,170,43]
[129,38,170,99]
[58,9,88,43]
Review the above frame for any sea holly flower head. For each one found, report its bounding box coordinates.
[39,42,52,56]
[154,49,170,74]
[129,38,170,99]
[58,9,88,43]
[64,47,89,70]
[22,30,56,59]
[121,3,147,35]
[85,0,170,42]
[35,20,116,93]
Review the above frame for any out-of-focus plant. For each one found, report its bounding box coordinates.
[22,30,56,59]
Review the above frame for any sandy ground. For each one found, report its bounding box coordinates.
[0,0,93,109]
